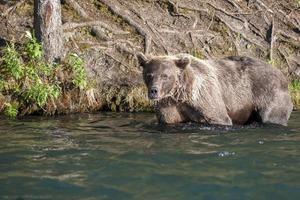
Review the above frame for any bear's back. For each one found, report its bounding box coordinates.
[213,56,287,92]
[191,55,288,124]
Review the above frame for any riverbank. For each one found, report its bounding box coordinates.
[0,0,299,116]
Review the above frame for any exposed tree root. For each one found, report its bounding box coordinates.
[63,21,129,35]
[206,2,269,49]
[0,0,25,19]
[167,0,191,19]
[98,0,168,54]
[64,0,113,42]
[64,0,89,19]
[269,17,276,62]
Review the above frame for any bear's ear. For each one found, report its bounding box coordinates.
[137,52,149,68]
[175,56,191,69]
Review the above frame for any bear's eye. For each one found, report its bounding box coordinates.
[161,74,168,80]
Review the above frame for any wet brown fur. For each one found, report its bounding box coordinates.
[137,53,293,126]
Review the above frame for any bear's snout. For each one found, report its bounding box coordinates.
[149,86,159,99]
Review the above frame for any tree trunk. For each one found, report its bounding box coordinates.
[34,0,63,63]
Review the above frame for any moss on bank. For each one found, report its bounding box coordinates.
[101,84,153,112]
[289,80,300,110]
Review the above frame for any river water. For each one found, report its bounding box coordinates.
[0,111,299,200]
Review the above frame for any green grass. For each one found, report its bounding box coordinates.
[191,48,205,59]
[0,31,89,118]
[289,80,300,110]
[68,53,87,89]
[289,80,300,92]
[4,102,18,118]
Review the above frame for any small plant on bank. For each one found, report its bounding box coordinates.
[191,48,205,59]
[0,32,89,118]
[289,79,300,110]
[4,103,19,118]
[68,53,87,89]
[24,31,43,59]
[2,43,23,80]
[289,79,300,92]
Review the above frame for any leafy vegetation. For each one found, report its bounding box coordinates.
[0,32,89,117]
[4,103,19,118]
[191,48,205,59]
[289,79,300,92]
[2,43,23,80]
[68,53,87,89]
[289,79,300,109]
[24,31,43,59]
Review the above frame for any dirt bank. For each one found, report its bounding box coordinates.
[0,0,299,112]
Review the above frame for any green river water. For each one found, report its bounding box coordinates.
[0,111,299,200]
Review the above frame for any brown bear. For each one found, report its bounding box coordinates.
[137,53,293,126]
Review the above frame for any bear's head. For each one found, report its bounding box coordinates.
[137,53,191,101]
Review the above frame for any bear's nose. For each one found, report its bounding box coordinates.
[150,87,158,98]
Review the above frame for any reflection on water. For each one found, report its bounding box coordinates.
[0,112,300,200]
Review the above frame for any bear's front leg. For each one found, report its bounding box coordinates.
[156,105,186,124]
[204,113,232,126]
[193,104,233,126]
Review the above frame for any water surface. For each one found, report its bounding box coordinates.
[0,112,300,200]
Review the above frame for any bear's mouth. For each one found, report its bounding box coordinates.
[149,95,160,100]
